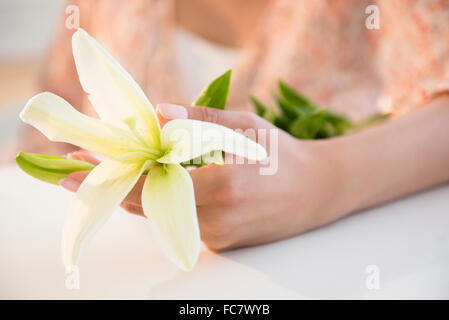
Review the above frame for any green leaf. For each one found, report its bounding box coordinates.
[273,94,302,119]
[278,80,315,114]
[190,70,232,166]
[191,69,232,110]
[250,95,267,116]
[16,152,95,185]
[273,113,290,130]
[348,112,391,132]
[263,106,277,124]
[247,79,389,141]
[288,109,327,139]
[323,112,353,136]
[316,120,336,138]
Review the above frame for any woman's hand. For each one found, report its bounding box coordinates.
[60,95,449,252]
[61,104,346,251]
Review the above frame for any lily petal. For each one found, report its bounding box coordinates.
[72,28,160,148]
[62,153,152,268]
[157,119,267,164]
[141,164,200,271]
[20,92,143,157]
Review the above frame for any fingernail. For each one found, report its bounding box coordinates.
[156,103,188,120]
[66,152,78,160]
[60,178,81,192]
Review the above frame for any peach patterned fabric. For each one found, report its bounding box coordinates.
[232,0,449,117]
[17,0,449,155]
[45,0,448,117]
[376,0,449,115]
[231,0,380,119]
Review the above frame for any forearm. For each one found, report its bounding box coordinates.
[330,95,449,216]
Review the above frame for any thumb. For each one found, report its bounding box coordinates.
[156,103,268,130]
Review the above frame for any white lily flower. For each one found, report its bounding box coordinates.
[19,29,267,271]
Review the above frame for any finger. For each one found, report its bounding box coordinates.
[120,202,144,217]
[60,171,89,192]
[188,165,219,206]
[60,151,100,191]
[60,164,223,213]
[119,164,223,216]
[156,103,273,130]
[60,170,147,218]
[121,175,145,208]
[67,150,100,165]
[156,103,187,126]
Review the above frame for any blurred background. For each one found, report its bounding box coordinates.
[0,0,64,163]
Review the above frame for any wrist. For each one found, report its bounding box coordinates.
[311,136,367,221]
[327,130,386,215]
[296,138,358,225]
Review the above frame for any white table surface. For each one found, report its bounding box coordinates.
[1,164,448,299]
